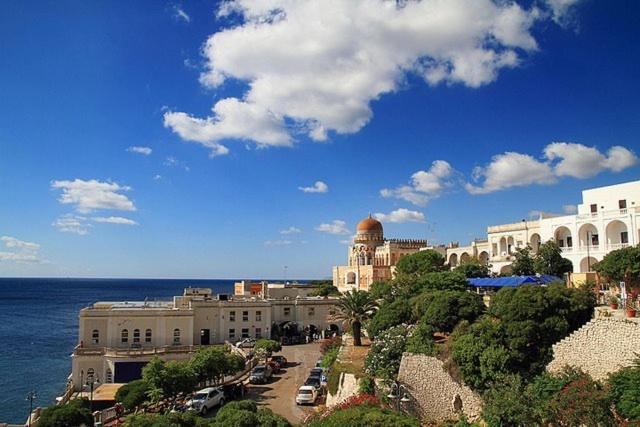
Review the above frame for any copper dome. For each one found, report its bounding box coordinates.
[357,214,383,233]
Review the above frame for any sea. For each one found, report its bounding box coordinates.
[0,277,295,424]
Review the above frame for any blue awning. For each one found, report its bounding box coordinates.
[468,275,562,288]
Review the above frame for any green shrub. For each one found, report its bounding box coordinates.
[115,379,149,410]
[358,376,375,395]
[306,403,419,427]
[364,325,410,379]
[607,361,640,421]
[38,398,93,427]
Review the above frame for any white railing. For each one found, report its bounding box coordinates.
[608,243,629,250]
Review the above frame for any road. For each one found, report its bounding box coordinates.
[246,341,323,424]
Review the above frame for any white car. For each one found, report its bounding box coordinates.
[187,387,225,414]
[235,338,256,348]
[296,385,318,405]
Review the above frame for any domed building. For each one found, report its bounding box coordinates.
[333,214,430,292]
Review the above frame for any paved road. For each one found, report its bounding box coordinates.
[246,341,323,424]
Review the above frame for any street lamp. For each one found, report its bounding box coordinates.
[386,380,410,412]
[86,375,100,413]
[26,391,37,427]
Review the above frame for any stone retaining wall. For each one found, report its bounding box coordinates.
[397,353,482,422]
[547,317,640,380]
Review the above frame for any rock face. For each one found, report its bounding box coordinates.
[547,317,640,381]
[325,372,358,407]
[397,353,482,422]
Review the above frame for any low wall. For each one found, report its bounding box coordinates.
[547,317,640,381]
[325,372,358,407]
[397,353,482,423]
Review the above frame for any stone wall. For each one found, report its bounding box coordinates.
[325,372,358,407]
[547,317,640,381]
[397,353,482,422]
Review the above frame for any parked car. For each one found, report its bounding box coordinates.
[296,385,318,405]
[304,376,323,393]
[267,360,281,373]
[235,338,256,348]
[249,365,273,384]
[186,387,225,415]
[271,355,288,367]
[309,368,327,385]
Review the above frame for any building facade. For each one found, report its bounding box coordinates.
[333,214,430,292]
[71,287,339,390]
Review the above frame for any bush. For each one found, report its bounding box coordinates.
[454,259,490,278]
[115,379,149,411]
[358,376,375,395]
[306,403,419,427]
[607,361,640,421]
[320,336,341,354]
[419,291,484,334]
[395,249,446,277]
[364,325,410,379]
[366,298,412,338]
[38,399,93,427]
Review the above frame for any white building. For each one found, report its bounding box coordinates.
[446,180,640,274]
[71,287,340,390]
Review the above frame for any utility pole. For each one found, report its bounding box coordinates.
[587,231,591,272]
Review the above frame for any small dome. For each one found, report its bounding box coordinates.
[357,214,383,233]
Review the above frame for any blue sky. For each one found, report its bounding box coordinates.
[1,0,639,279]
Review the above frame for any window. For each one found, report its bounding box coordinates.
[121,329,129,344]
[229,311,236,322]
[87,368,95,382]
[619,199,627,209]
[242,311,249,322]
[256,311,262,321]
[308,307,315,316]
[284,307,291,316]
[241,328,249,338]
[558,239,564,248]
[173,328,181,345]
[91,329,99,345]
[133,329,140,343]
[229,328,236,340]
[255,328,262,339]
[145,329,152,343]
[566,236,573,248]
[106,368,113,383]
[591,234,599,246]
[621,231,629,244]
[590,204,598,213]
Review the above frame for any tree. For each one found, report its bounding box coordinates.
[395,249,446,277]
[189,346,245,386]
[454,259,490,278]
[369,281,394,302]
[607,359,640,421]
[254,339,282,364]
[115,379,149,411]
[418,290,485,334]
[309,280,340,296]
[534,240,573,277]
[332,290,377,346]
[141,357,198,400]
[38,399,93,427]
[511,247,535,275]
[594,246,640,287]
[364,324,411,378]
[394,270,470,297]
[366,298,412,338]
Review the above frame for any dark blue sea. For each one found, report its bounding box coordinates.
[0,278,264,423]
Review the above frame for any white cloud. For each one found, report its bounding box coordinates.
[562,204,577,214]
[52,215,91,235]
[298,181,328,194]
[51,179,136,213]
[264,239,293,246]
[127,146,152,156]
[164,156,191,171]
[153,174,162,181]
[374,208,425,224]
[545,143,638,179]
[174,5,191,23]
[0,236,41,263]
[165,0,573,154]
[545,0,581,24]
[316,220,350,235]
[280,226,301,235]
[381,160,455,206]
[465,152,556,194]
[465,143,637,194]
[91,216,138,226]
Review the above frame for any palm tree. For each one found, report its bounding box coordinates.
[332,290,378,346]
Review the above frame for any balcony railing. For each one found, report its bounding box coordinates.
[576,208,634,220]
[74,344,199,357]
[559,244,629,254]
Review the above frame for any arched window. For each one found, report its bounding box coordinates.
[173,328,181,345]
[87,368,95,382]
[145,329,152,343]
[105,368,113,383]
[91,329,99,345]
[121,329,129,343]
[133,329,140,343]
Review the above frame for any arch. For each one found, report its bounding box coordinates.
[173,328,181,345]
[145,328,152,343]
[580,256,598,273]
[133,328,140,343]
[507,236,515,254]
[554,226,573,249]
[499,237,507,255]
[529,234,541,254]
[121,329,128,344]
[500,264,513,275]
[478,251,489,265]
[606,220,629,248]
[329,324,340,334]
[91,329,99,345]
[578,223,599,248]
[346,272,356,284]
[449,253,458,267]
[460,252,471,264]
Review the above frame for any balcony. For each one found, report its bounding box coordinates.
[576,208,634,220]
[74,344,200,358]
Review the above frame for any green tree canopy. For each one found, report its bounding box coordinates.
[607,359,640,421]
[534,240,573,277]
[190,346,244,386]
[395,249,446,277]
[511,246,535,276]
[254,339,282,363]
[306,403,419,427]
[418,290,485,334]
[142,357,198,400]
[38,399,93,427]
[594,245,640,287]
[309,280,340,296]
[332,290,377,346]
[454,259,490,278]
[366,297,412,338]
[115,379,149,411]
